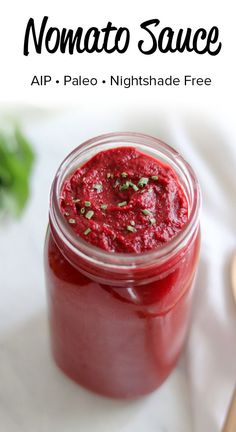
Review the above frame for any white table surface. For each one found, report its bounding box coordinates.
[0,106,235,432]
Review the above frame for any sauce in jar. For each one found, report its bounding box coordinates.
[44,133,200,398]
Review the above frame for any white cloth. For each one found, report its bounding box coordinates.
[0,108,235,432]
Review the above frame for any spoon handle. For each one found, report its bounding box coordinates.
[223,254,236,431]
[222,387,236,432]
[231,253,236,304]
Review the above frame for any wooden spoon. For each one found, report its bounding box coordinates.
[222,253,236,432]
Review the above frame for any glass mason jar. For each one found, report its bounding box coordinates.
[44,132,201,399]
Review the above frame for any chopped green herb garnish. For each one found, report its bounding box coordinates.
[132,184,139,192]
[85,210,94,219]
[80,207,85,214]
[120,181,130,191]
[84,228,91,236]
[101,204,108,210]
[118,201,127,207]
[138,177,149,187]
[127,225,136,233]
[130,221,135,226]
[68,218,76,224]
[121,172,128,178]
[84,201,91,207]
[151,175,158,181]
[142,209,151,216]
[93,183,103,192]
[149,218,156,225]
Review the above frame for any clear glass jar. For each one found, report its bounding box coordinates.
[44,132,201,399]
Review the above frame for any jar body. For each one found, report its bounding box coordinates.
[45,225,200,398]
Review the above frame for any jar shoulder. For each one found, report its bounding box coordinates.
[44,226,88,284]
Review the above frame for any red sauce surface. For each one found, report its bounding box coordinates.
[60,147,188,253]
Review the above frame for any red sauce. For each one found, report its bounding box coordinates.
[45,143,200,398]
[60,147,188,253]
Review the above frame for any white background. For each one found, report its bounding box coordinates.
[0,0,235,117]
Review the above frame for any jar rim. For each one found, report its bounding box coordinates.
[49,132,201,271]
